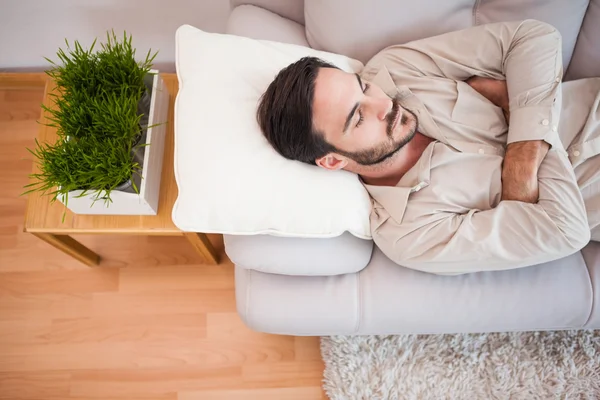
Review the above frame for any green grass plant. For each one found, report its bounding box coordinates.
[24,31,158,219]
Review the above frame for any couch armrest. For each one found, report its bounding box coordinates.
[226,5,309,46]
[224,233,373,276]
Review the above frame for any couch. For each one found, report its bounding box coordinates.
[222,0,600,335]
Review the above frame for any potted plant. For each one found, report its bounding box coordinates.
[24,31,169,219]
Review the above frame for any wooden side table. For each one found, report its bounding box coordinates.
[23,74,219,266]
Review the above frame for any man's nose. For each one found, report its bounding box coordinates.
[367,97,393,121]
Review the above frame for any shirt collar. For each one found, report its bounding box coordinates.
[370,65,400,98]
[362,142,435,224]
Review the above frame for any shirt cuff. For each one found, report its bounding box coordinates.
[507,106,561,149]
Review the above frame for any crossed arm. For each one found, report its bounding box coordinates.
[466,76,549,204]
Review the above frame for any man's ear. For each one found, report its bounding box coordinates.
[315,153,348,171]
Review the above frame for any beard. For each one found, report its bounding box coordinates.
[332,96,419,166]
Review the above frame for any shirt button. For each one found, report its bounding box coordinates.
[412,182,427,192]
[552,125,557,132]
[541,119,549,126]
[573,150,581,157]
[555,78,560,83]
[478,149,485,154]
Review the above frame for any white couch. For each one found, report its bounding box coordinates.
[222,0,600,335]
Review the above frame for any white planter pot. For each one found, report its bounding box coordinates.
[58,70,169,215]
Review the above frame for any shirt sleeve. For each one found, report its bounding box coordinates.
[371,145,591,275]
[365,20,563,147]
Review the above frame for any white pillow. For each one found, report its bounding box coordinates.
[172,25,372,239]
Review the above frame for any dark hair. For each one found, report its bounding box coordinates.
[257,56,340,165]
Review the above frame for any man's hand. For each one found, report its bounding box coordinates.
[466,76,510,121]
[501,141,550,203]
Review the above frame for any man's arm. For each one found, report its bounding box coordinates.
[373,19,563,146]
[466,76,550,203]
[501,140,549,203]
[371,147,590,275]
[366,20,563,178]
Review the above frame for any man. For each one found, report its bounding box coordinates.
[257,20,600,275]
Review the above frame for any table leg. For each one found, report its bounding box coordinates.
[183,232,219,264]
[32,232,100,267]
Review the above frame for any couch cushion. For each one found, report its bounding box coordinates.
[305,0,474,64]
[304,0,587,70]
[235,247,594,335]
[230,0,305,25]
[173,25,373,239]
[476,0,588,74]
[227,5,309,46]
[565,0,600,81]
[225,233,373,276]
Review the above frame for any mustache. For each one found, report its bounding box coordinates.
[386,96,401,137]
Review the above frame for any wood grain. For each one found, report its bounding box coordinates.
[179,387,326,400]
[0,72,47,89]
[0,371,70,399]
[0,268,118,295]
[184,232,220,264]
[0,82,327,399]
[31,233,101,266]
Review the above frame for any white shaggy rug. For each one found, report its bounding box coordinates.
[321,330,600,400]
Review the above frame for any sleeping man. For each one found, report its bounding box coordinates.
[256,20,600,275]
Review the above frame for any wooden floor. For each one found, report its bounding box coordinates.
[0,81,327,399]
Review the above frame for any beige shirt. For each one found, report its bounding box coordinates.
[360,20,598,275]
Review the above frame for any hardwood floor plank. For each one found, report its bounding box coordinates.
[0,341,211,372]
[0,293,93,321]
[294,336,324,362]
[70,366,326,398]
[0,269,119,295]
[0,244,92,272]
[0,337,296,372]
[0,314,206,346]
[92,289,236,317]
[0,371,70,399]
[241,360,325,386]
[118,264,234,293]
[65,396,176,400]
[70,367,243,398]
[206,312,295,345]
[52,314,207,345]
[0,319,52,346]
[178,386,326,400]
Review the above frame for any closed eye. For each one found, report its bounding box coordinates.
[355,84,370,128]
[356,109,364,127]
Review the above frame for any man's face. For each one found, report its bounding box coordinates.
[312,67,418,171]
